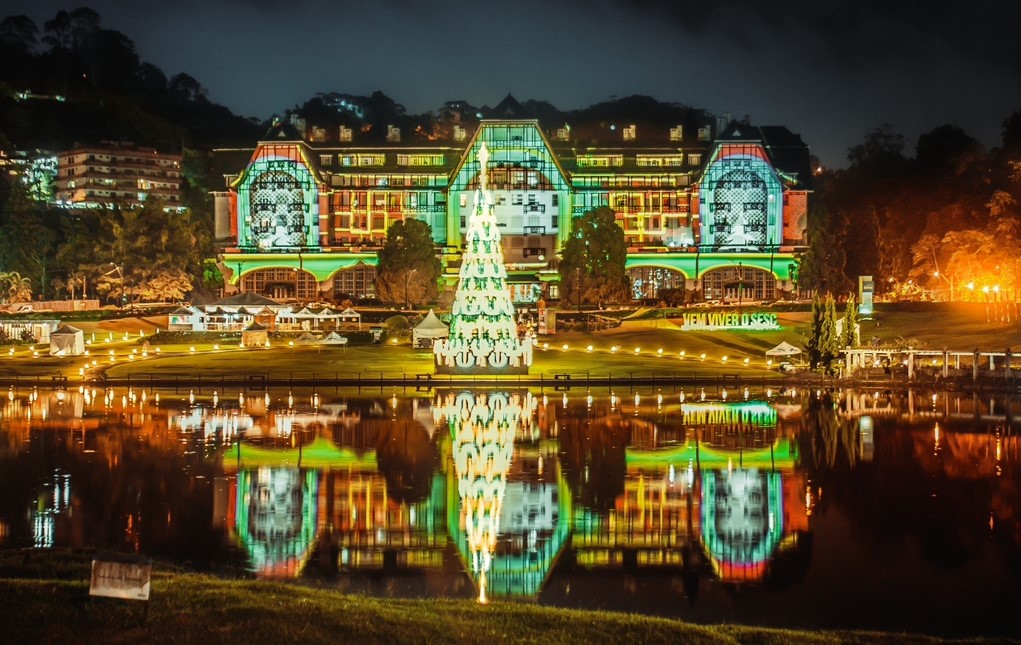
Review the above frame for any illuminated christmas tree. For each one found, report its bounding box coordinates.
[434,143,533,374]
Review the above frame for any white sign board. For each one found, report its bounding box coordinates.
[89,559,152,601]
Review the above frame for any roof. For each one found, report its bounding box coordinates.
[766,341,802,356]
[414,309,448,331]
[52,324,83,335]
[243,321,268,331]
[210,292,282,308]
[716,122,812,190]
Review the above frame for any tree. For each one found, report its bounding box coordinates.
[806,295,825,369]
[375,218,441,308]
[59,200,200,304]
[821,295,841,373]
[0,181,56,296]
[843,294,859,348]
[558,206,630,308]
[796,203,850,294]
[0,271,32,304]
[806,293,840,372]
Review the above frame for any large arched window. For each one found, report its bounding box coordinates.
[702,266,776,302]
[332,266,377,300]
[627,267,686,300]
[241,268,318,301]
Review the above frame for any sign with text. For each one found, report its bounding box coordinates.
[859,275,874,316]
[681,311,780,331]
[90,558,152,601]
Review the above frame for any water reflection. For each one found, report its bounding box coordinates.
[1,386,1019,635]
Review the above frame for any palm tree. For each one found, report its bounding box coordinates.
[0,271,33,304]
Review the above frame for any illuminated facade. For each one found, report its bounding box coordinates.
[214,119,809,303]
[55,142,183,208]
[214,116,810,304]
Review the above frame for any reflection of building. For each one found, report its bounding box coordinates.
[233,468,318,578]
[214,118,809,303]
[563,399,807,587]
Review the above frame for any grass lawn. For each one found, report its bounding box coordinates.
[0,550,1003,645]
[2,304,1021,384]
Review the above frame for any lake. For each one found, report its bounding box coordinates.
[1,384,1018,637]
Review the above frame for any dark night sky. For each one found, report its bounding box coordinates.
[7,0,1021,167]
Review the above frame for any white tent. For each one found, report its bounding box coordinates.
[49,324,85,356]
[320,332,349,346]
[295,331,320,345]
[412,309,449,348]
[338,307,362,329]
[241,321,269,348]
[766,341,802,357]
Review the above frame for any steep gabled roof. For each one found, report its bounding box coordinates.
[484,94,526,119]
[714,122,812,190]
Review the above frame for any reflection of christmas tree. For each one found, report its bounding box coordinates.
[435,391,535,603]
[434,143,533,374]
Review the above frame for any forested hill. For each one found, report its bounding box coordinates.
[0,8,261,152]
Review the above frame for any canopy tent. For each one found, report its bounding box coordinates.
[241,321,269,348]
[295,331,320,345]
[320,331,349,346]
[49,324,85,356]
[337,307,362,329]
[765,341,802,357]
[412,309,449,348]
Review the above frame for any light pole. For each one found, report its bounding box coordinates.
[933,271,955,302]
[737,261,743,311]
[576,266,582,313]
[404,268,417,310]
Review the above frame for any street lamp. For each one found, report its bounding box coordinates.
[933,271,955,302]
[404,268,417,310]
[728,259,744,310]
[575,266,582,313]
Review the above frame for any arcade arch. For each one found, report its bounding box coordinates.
[701,265,776,302]
[241,268,319,301]
[331,265,377,300]
[627,266,686,301]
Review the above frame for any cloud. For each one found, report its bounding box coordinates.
[592,0,1021,74]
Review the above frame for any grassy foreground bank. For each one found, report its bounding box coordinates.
[0,551,1012,645]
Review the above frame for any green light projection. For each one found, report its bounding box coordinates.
[700,469,784,579]
[700,154,783,249]
[235,467,318,577]
[236,155,321,250]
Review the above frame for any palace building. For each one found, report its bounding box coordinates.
[212,109,810,304]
